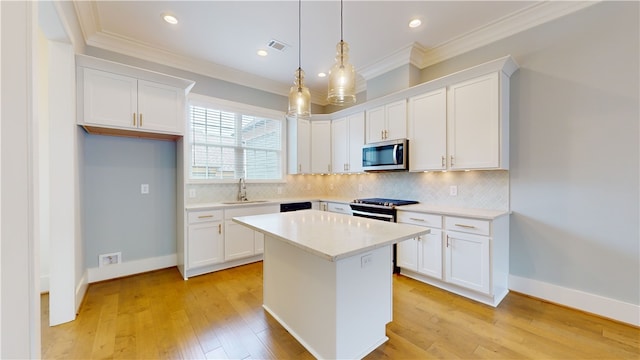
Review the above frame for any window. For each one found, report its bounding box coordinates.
[189,96,284,181]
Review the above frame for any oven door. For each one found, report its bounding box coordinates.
[351,209,394,222]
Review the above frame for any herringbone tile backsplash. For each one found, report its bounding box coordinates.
[187,170,509,211]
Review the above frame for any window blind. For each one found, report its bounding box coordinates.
[189,103,282,180]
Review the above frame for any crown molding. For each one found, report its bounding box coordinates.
[72,0,599,107]
[418,1,599,68]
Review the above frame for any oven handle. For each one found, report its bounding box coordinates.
[351,209,395,220]
[393,144,399,165]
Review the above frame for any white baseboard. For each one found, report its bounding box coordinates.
[87,254,177,283]
[40,274,50,293]
[509,275,640,327]
[76,270,88,314]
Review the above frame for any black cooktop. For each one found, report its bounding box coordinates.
[352,198,419,207]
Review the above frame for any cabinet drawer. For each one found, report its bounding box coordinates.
[327,202,352,215]
[445,216,490,236]
[225,204,280,219]
[188,210,223,224]
[397,212,442,228]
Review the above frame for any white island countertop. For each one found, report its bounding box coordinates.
[233,209,429,262]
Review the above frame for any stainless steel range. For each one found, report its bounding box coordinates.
[350,198,419,273]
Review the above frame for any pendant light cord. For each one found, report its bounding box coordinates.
[340,0,344,41]
[297,0,302,91]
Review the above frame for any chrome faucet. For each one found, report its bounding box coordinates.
[237,178,247,201]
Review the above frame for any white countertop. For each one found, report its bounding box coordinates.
[396,204,509,220]
[232,210,429,262]
[185,197,353,211]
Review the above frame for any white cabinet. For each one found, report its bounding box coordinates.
[397,212,443,279]
[224,204,279,261]
[311,120,332,174]
[408,72,510,171]
[81,67,186,135]
[186,210,224,270]
[326,202,352,215]
[408,88,447,171]
[288,117,311,174]
[397,210,509,307]
[366,100,407,143]
[332,112,365,173]
[447,72,507,170]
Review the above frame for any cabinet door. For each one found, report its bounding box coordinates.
[224,220,256,261]
[447,73,500,169]
[331,117,348,174]
[347,112,365,173]
[288,118,311,174]
[366,106,386,143]
[409,89,447,171]
[137,80,184,134]
[311,120,332,174]
[385,99,407,141]
[418,229,443,279]
[187,221,223,269]
[445,231,490,294]
[83,68,137,129]
[397,238,418,271]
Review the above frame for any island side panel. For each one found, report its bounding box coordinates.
[336,245,392,358]
[262,235,338,359]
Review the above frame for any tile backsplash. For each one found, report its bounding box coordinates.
[186,170,509,211]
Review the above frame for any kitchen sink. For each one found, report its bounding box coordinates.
[221,200,270,205]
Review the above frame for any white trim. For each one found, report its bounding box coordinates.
[87,254,177,283]
[420,1,598,68]
[509,275,640,327]
[75,271,88,314]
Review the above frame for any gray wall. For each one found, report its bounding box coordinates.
[424,2,639,304]
[83,134,177,267]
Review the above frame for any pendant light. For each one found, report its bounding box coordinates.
[287,0,311,119]
[327,0,356,106]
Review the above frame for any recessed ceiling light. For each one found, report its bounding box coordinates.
[257,49,268,57]
[163,14,178,25]
[318,72,327,78]
[409,18,422,28]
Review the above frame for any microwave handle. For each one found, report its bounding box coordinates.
[393,144,399,165]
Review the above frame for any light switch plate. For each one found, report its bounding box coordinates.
[141,184,149,194]
[449,185,458,196]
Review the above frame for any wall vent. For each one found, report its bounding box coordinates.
[267,39,288,52]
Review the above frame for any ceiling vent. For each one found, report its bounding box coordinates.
[267,39,288,52]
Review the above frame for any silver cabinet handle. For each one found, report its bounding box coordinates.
[450,155,455,166]
[446,235,450,247]
[409,217,425,222]
[454,223,476,229]
[441,156,446,168]
[381,130,384,140]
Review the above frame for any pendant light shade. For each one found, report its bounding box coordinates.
[287,0,311,118]
[327,0,356,106]
[288,67,311,118]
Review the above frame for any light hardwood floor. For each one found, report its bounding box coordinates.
[41,262,639,359]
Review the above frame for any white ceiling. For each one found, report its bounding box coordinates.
[72,1,594,105]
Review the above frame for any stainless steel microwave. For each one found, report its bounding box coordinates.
[362,139,408,172]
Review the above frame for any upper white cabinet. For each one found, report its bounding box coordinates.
[76,55,194,139]
[408,88,447,171]
[409,69,513,171]
[332,112,365,174]
[448,72,506,170]
[311,120,332,174]
[366,99,406,143]
[288,117,311,174]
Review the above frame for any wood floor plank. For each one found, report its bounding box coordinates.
[41,263,640,360]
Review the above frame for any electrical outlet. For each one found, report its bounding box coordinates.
[99,252,122,267]
[358,184,363,192]
[141,184,149,194]
[189,189,196,198]
[450,185,458,196]
[361,254,373,268]
[277,186,283,195]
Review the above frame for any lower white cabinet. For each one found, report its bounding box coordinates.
[327,202,352,215]
[397,210,509,307]
[186,210,224,270]
[182,204,279,279]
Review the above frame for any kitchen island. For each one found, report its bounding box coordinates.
[233,210,429,359]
